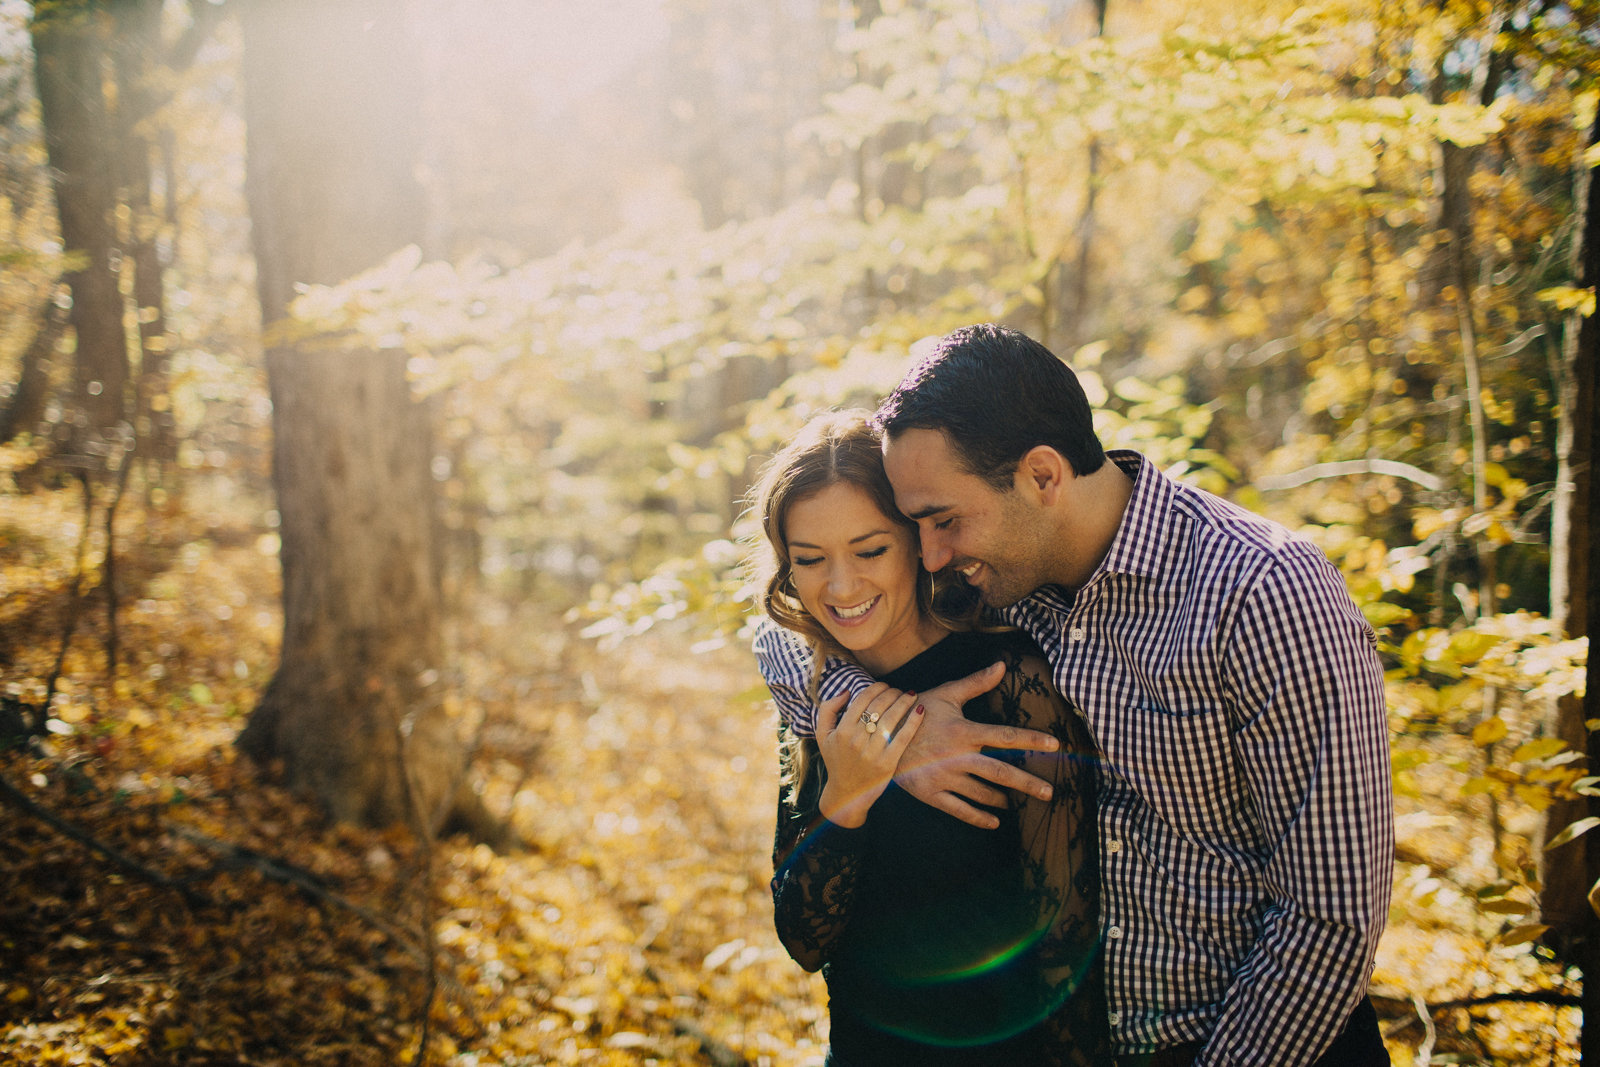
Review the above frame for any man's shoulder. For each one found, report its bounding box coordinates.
[1167,481,1316,569]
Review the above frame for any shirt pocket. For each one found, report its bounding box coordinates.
[1116,703,1243,837]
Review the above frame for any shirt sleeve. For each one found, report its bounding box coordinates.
[750,616,875,738]
[1197,543,1393,1067]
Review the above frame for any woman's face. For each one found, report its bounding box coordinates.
[784,481,940,677]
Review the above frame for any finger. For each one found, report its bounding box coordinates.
[817,691,850,738]
[879,689,921,735]
[846,682,894,721]
[932,661,1007,705]
[860,685,911,725]
[885,703,925,758]
[966,720,1060,753]
[923,790,1002,831]
[944,771,1009,809]
[962,754,1054,802]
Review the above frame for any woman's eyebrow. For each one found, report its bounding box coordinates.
[787,529,894,549]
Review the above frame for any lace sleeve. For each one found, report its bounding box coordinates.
[770,728,868,973]
[990,651,1112,1066]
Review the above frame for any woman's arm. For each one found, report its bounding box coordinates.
[770,687,924,971]
[770,752,867,973]
[989,652,1112,1066]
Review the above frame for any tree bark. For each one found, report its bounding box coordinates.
[235,0,495,838]
[0,289,67,446]
[31,1,130,448]
[1540,113,1598,956]
[110,0,176,469]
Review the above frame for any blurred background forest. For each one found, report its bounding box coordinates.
[0,0,1596,1063]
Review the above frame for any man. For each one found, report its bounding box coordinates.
[755,324,1393,1066]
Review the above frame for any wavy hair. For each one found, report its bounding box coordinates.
[745,409,978,801]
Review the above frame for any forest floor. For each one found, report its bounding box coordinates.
[0,492,1582,1065]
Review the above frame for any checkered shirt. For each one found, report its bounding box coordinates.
[752,450,1394,1065]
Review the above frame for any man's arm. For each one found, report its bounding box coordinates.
[751,617,872,737]
[751,618,1060,827]
[1197,544,1393,1067]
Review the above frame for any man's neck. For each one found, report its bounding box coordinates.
[1047,457,1136,591]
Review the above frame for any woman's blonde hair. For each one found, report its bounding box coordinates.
[745,409,977,801]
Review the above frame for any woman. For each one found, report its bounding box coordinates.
[748,411,1109,1067]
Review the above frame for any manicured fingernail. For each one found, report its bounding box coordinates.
[1039,786,1053,800]
[915,704,925,715]
[907,690,917,697]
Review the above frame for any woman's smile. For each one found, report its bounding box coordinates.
[827,595,880,623]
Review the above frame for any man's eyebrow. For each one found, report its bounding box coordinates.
[788,529,894,549]
[905,504,952,521]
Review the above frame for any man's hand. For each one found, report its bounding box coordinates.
[892,662,1060,829]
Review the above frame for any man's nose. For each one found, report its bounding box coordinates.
[921,529,954,572]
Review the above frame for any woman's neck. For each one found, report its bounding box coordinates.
[852,612,950,678]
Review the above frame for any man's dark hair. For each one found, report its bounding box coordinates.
[874,323,1106,489]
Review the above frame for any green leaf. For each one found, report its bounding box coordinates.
[1361,602,1412,627]
[1547,816,1600,851]
[1447,631,1500,666]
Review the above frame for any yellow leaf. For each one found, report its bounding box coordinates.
[1472,716,1508,746]
[1537,285,1596,317]
[1513,738,1568,763]
[1412,508,1447,539]
[1548,816,1600,850]
[1515,784,1554,812]
[1499,923,1550,946]
[1461,775,1500,796]
[1480,898,1533,915]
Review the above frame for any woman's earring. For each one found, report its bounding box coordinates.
[926,568,935,603]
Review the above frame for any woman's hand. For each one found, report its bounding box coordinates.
[815,683,926,829]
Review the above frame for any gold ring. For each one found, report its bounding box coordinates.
[864,721,877,734]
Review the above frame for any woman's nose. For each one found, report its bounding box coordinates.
[826,563,861,596]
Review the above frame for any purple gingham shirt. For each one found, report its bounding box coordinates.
[752,450,1393,1065]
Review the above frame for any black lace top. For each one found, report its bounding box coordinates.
[770,630,1110,1066]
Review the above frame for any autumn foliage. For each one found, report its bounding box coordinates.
[2,0,1598,1063]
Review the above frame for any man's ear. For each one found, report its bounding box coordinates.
[1015,446,1069,504]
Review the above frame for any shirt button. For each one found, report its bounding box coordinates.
[1108,925,1123,939]
[1108,1011,1121,1026]
[1107,839,1121,854]
[1068,626,1086,642]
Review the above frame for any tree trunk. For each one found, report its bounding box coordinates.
[110,0,175,470]
[31,2,130,448]
[0,289,67,446]
[234,0,496,839]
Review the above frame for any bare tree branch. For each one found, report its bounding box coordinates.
[0,772,211,908]
[1255,458,1445,492]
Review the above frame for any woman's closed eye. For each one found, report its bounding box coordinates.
[857,545,888,560]
[793,554,824,567]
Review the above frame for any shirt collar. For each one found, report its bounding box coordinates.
[1092,450,1175,581]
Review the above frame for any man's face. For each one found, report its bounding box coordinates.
[881,428,1051,609]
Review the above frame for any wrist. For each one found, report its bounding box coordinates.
[818,781,870,829]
